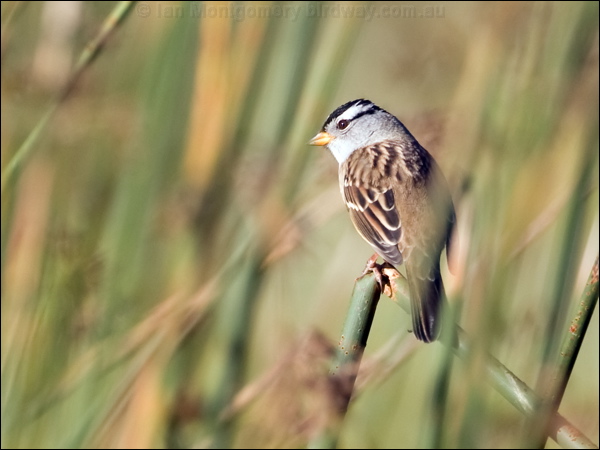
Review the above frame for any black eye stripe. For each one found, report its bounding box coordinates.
[336,107,378,130]
[348,107,378,122]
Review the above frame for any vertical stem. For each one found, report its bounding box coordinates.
[210,255,266,449]
[307,272,381,449]
[553,256,599,405]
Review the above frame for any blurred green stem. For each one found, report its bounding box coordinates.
[1,0,136,191]
[282,12,363,204]
[529,121,599,448]
[194,10,281,251]
[211,256,265,449]
[414,276,598,449]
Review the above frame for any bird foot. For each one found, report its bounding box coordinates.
[360,254,400,298]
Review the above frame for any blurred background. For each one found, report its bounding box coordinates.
[1,1,598,448]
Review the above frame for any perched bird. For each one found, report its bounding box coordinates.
[310,99,455,342]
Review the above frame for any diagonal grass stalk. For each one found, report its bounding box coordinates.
[308,257,598,449]
[1,1,136,191]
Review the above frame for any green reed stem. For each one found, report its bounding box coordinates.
[307,272,381,449]
[308,260,598,449]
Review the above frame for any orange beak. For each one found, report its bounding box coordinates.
[309,131,334,146]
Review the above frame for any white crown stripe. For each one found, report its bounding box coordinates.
[339,103,376,122]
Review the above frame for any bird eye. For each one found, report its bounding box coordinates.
[337,119,349,130]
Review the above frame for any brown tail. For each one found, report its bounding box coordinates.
[406,263,444,343]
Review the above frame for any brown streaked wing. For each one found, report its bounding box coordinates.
[342,148,404,266]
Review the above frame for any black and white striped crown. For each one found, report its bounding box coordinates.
[322,99,382,130]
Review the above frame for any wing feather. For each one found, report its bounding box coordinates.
[341,145,404,266]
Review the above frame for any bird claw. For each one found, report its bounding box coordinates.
[360,254,400,298]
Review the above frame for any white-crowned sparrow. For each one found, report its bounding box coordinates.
[310,99,455,342]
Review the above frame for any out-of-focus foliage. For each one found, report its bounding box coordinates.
[1,1,597,448]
